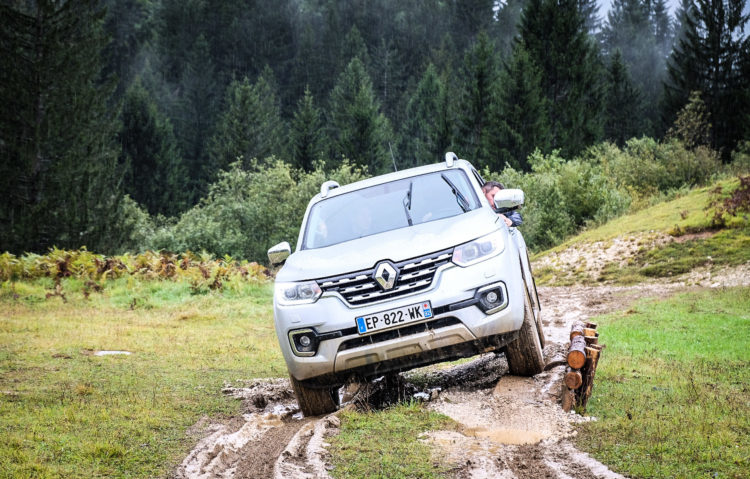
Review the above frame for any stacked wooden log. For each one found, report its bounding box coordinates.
[561,320,604,412]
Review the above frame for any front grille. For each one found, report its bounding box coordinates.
[317,248,453,306]
[337,317,462,351]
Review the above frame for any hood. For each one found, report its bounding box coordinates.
[276,208,501,281]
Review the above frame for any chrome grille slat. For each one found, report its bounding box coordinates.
[399,266,437,282]
[348,278,432,302]
[340,283,378,294]
[317,248,453,306]
[401,253,451,271]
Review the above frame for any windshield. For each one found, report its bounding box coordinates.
[302,169,480,249]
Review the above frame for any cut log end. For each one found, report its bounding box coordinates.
[567,335,587,369]
[564,369,583,389]
[570,321,585,340]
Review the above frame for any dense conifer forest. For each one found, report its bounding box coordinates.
[1,0,749,259]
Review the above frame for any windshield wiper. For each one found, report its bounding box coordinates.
[441,173,470,212]
[402,181,414,226]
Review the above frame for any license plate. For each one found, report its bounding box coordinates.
[355,301,433,335]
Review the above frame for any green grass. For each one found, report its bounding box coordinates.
[578,287,750,479]
[598,224,750,283]
[532,177,749,285]
[329,402,458,479]
[0,277,283,478]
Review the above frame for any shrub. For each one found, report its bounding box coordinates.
[730,141,750,174]
[155,158,368,262]
[587,138,722,196]
[484,149,631,251]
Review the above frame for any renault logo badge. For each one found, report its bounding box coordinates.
[373,262,398,290]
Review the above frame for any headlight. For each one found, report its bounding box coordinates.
[275,281,322,305]
[452,232,504,267]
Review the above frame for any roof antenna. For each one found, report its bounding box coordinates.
[389,142,398,171]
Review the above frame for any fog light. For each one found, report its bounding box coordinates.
[288,328,320,357]
[475,284,507,314]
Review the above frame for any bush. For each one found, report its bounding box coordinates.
[587,138,722,196]
[154,158,368,262]
[483,149,631,251]
[730,141,750,174]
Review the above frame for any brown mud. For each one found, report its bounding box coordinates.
[174,264,749,478]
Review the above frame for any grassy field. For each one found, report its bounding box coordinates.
[329,402,457,479]
[579,287,750,479]
[0,277,282,478]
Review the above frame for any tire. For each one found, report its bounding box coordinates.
[522,251,545,349]
[505,285,545,376]
[290,375,339,417]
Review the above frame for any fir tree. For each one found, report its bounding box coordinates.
[495,0,527,55]
[456,31,500,164]
[328,58,392,173]
[518,0,604,157]
[208,68,287,175]
[291,87,325,172]
[604,51,645,146]
[175,34,219,202]
[578,0,601,33]
[120,80,187,216]
[663,0,750,156]
[666,90,712,149]
[341,26,370,69]
[601,0,667,134]
[0,0,123,253]
[490,45,549,171]
[401,64,452,168]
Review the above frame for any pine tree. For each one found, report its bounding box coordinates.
[578,0,601,33]
[290,87,325,172]
[0,0,123,253]
[601,0,665,134]
[102,0,153,99]
[120,80,187,216]
[328,58,392,173]
[663,0,750,156]
[489,45,549,172]
[401,64,452,168]
[652,0,673,59]
[208,68,287,175]
[604,51,645,146]
[456,31,500,164]
[495,0,527,55]
[665,90,712,149]
[518,0,604,157]
[175,34,219,203]
[341,26,370,68]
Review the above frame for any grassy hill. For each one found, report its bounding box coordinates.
[532,176,750,285]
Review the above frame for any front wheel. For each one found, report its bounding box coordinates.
[505,285,545,376]
[290,375,339,417]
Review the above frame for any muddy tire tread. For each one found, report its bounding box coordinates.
[505,285,545,376]
[289,376,338,417]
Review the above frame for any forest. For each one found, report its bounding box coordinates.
[1,0,749,260]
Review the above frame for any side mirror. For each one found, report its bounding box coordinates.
[267,241,291,265]
[493,189,524,209]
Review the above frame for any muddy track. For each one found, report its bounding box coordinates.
[174,271,747,479]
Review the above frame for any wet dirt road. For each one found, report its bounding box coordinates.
[172,282,706,479]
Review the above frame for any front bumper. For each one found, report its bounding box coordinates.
[273,249,525,384]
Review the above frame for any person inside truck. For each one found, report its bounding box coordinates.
[481,181,523,227]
